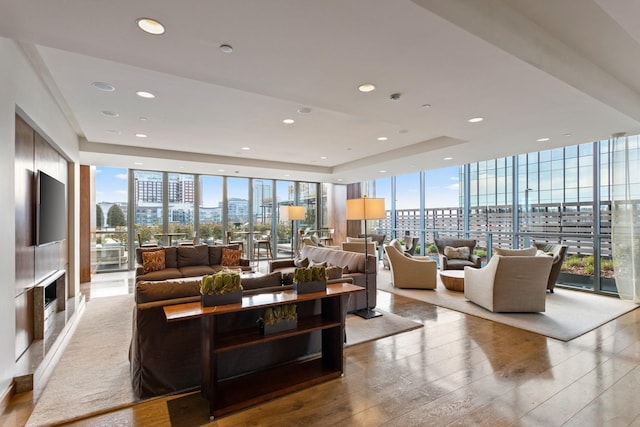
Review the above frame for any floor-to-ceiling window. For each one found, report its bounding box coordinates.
[199,175,224,244]
[167,173,195,245]
[94,166,129,272]
[133,170,163,247]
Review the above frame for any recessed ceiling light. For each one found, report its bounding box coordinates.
[92,82,115,92]
[101,110,119,117]
[468,117,484,123]
[298,107,312,114]
[106,129,121,135]
[219,44,233,53]
[139,116,148,121]
[136,91,155,99]
[358,83,376,93]
[337,178,343,182]
[283,119,295,124]
[241,147,250,150]
[379,170,387,173]
[217,169,225,172]
[536,137,550,142]
[135,133,148,138]
[421,103,431,108]
[136,18,165,35]
[134,162,143,165]
[284,174,290,177]
[320,156,327,160]
[444,157,453,160]
[377,137,388,141]
[564,133,572,137]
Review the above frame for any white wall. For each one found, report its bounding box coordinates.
[0,38,79,396]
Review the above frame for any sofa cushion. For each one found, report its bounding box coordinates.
[444,246,470,260]
[164,247,178,268]
[494,247,537,257]
[209,244,241,265]
[136,268,183,283]
[221,248,243,266]
[135,277,201,304]
[142,250,165,273]
[177,244,209,267]
[240,272,283,290]
[179,265,216,277]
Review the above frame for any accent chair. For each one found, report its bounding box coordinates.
[384,240,437,289]
[464,254,553,312]
[434,238,482,270]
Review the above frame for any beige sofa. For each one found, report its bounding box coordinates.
[464,255,553,312]
[269,245,375,312]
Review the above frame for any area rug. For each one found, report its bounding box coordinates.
[26,294,421,426]
[377,269,638,341]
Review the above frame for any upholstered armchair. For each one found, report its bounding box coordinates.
[384,241,437,289]
[434,238,482,270]
[534,242,568,293]
[341,241,378,260]
[464,255,553,312]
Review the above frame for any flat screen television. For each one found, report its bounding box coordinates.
[36,170,66,246]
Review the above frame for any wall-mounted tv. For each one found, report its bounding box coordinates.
[36,170,66,246]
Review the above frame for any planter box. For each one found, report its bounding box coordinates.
[294,280,327,294]
[201,290,242,307]
[260,318,298,335]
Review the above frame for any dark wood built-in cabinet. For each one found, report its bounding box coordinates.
[14,114,69,360]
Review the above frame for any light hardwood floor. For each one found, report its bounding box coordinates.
[3,270,640,426]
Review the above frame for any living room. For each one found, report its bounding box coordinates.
[2,1,640,425]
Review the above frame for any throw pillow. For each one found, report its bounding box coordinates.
[142,249,165,273]
[294,257,310,268]
[309,260,327,268]
[326,265,343,280]
[494,247,537,257]
[444,246,470,260]
[221,248,243,266]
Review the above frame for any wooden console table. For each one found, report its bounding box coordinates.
[164,283,363,419]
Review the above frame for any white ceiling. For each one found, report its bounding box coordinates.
[1,0,639,183]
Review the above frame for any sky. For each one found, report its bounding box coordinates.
[95,165,462,209]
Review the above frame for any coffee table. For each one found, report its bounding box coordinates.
[439,270,465,292]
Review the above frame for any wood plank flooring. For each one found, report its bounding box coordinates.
[3,273,640,426]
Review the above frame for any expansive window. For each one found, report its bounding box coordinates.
[199,175,223,244]
[167,173,195,245]
[94,166,129,272]
[133,170,163,247]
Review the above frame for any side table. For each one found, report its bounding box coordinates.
[439,270,465,292]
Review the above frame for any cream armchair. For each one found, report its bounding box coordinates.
[464,255,553,312]
[340,241,378,260]
[384,243,437,289]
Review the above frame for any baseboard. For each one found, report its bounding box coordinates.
[0,381,16,415]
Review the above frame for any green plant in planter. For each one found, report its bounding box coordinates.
[293,266,327,284]
[200,271,243,295]
[259,304,297,325]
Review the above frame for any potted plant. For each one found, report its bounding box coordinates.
[293,265,327,294]
[258,304,298,335]
[200,270,243,307]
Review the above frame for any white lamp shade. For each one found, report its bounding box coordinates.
[346,197,386,220]
[279,205,306,221]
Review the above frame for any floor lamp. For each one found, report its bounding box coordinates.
[346,196,385,319]
[280,205,306,256]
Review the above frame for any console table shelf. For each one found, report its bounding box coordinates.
[164,282,362,419]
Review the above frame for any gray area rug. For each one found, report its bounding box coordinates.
[377,268,638,341]
[26,293,421,426]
